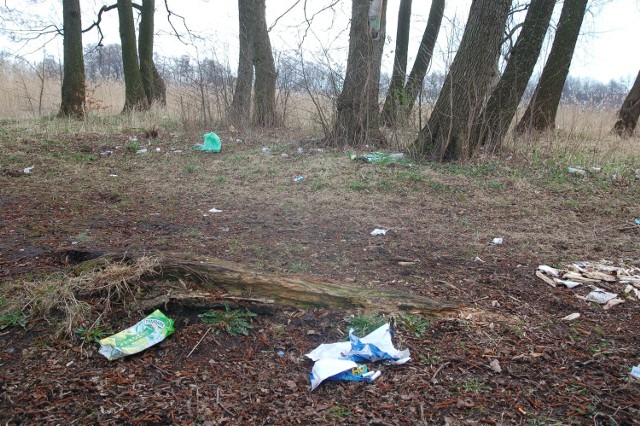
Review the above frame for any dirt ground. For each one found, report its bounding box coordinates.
[1,120,639,425]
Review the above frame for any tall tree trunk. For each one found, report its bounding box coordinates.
[138,0,166,106]
[612,69,640,136]
[117,0,149,112]
[252,0,278,127]
[58,0,85,118]
[410,0,512,161]
[400,0,445,123]
[381,0,412,127]
[331,0,388,147]
[229,0,255,127]
[515,0,588,134]
[473,0,556,151]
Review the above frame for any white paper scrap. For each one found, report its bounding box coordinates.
[370,228,388,236]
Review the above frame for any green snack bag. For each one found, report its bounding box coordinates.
[193,132,221,152]
[98,310,174,361]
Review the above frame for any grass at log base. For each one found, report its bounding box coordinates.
[1,119,639,424]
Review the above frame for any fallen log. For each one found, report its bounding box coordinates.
[70,251,459,316]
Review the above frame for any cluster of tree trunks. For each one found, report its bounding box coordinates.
[57,0,640,146]
[330,0,388,146]
[411,0,512,161]
[228,0,278,128]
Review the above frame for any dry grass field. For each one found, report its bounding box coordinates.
[1,69,639,424]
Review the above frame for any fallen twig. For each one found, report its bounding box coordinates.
[187,327,211,358]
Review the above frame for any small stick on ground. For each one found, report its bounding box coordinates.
[217,387,236,417]
[431,361,450,383]
[187,327,211,358]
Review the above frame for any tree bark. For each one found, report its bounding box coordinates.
[473,0,556,151]
[58,0,86,118]
[117,0,149,112]
[400,0,444,124]
[252,0,278,127]
[410,0,512,162]
[138,0,166,106]
[612,69,640,136]
[331,0,388,147]
[381,0,412,127]
[229,0,256,127]
[515,0,588,134]
[72,251,459,316]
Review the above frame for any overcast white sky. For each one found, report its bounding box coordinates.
[3,0,640,84]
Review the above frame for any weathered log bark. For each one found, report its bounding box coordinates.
[72,251,459,316]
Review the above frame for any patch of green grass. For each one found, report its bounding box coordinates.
[418,349,442,366]
[312,180,329,190]
[74,320,112,342]
[428,179,452,193]
[182,164,198,174]
[488,181,504,190]
[287,261,309,273]
[126,140,142,152]
[398,170,425,183]
[460,378,492,394]
[199,302,256,336]
[328,406,352,418]
[0,303,29,330]
[344,312,385,336]
[213,175,226,184]
[348,181,369,191]
[400,314,431,338]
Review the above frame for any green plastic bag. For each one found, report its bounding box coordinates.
[193,132,221,152]
[98,310,174,361]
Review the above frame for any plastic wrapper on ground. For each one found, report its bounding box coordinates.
[98,310,175,361]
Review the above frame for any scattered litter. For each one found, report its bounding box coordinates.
[294,176,304,183]
[491,237,503,245]
[554,278,581,289]
[588,167,601,173]
[170,147,183,153]
[624,284,640,299]
[129,136,138,142]
[98,310,174,361]
[635,219,640,225]
[631,365,640,379]
[353,152,405,164]
[208,208,223,213]
[155,147,161,152]
[398,261,416,267]
[23,166,34,174]
[277,350,285,357]
[193,132,221,153]
[281,153,289,158]
[297,147,304,154]
[474,256,485,263]
[261,147,271,154]
[71,241,78,245]
[561,313,580,321]
[306,323,409,391]
[489,359,502,373]
[136,148,148,154]
[310,359,380,391]
[536,261,640,310]
[370,228,388,236]
[219,227,230,232]
[585,289,618,304]
[100,150,113,156]
[538,265,560,277]
[109,174,118,177]
[603,298,624,310]
[567,167,586,176]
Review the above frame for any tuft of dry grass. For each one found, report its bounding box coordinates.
[5,256,159,335]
